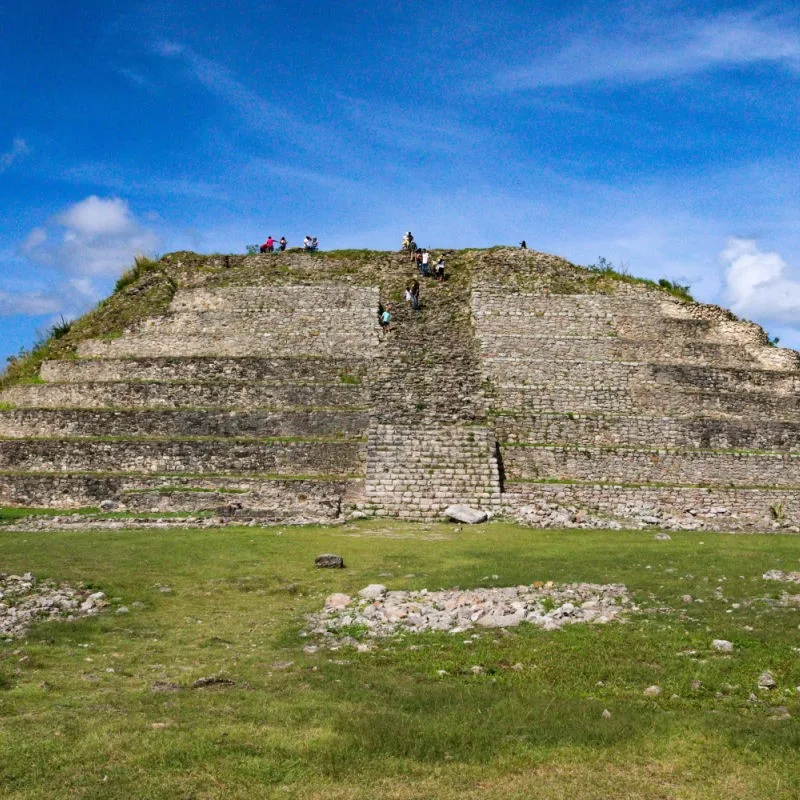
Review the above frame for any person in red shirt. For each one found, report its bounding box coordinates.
[261,236,275,253]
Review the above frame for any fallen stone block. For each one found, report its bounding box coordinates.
[315,554,345,569]
[444,505,488,524]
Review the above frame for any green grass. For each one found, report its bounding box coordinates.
[0,506,100,523]
[1,520,799,799]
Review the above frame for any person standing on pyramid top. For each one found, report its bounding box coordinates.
[279,236,287,251]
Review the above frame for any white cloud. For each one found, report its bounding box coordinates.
[497,11,800,89]
[56,195,138,238]
[22,195,161,277]
[0,290,62,316]
[721,237,800,325]
[0,138,29,174]
[0,196,162,320]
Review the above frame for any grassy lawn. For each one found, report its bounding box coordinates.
[1,520,799,799]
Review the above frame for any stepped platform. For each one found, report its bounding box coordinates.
[0,409,368,439]
[478,335,795,369]
[493,411,800,451]
[40,357,369,384]
[1,246,798,530]
[0,382,367,410]
[0,438,364,475]
[502,443,800,488]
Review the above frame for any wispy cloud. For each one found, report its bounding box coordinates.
[20,195,161,277]
[0,138,30,174]
[61,160,224,200]
[496,10,800,89]
[338,94,490,155]
[153,40,324,145]
[722,237,800,326]
[0,290,62,316]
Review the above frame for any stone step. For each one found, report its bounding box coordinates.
[472,290,770,347]
[504,481,800,531]
[169,285,379,313]
[0,382,368,410]
[502,443,800,488]
[489,384,800,420]
[482,358,800,394]
[478,335,797,370]
[40,357,370,385]
[0,472,362,518]
[135,309,378,337]
[478,316,716,340]
[493,411,800,452]
[0,409,369,439]
[77,332,379,359]
[0,439,366,476]
[472,292,666,314]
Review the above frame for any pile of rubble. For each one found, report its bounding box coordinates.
[763,569,800,584]
[307,581,633,644]
[0,573,107,638]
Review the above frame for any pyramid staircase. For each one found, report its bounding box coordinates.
[359,261,502,519]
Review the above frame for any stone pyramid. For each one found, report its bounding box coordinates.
[1,247,797,530]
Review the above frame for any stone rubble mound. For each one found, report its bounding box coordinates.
[308,581,632,643]
[0,572,108,638]
[763,569,800,584]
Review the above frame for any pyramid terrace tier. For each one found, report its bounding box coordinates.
[40,357,371,385]
[473,291,779,348]
[502,443,800,488]
[0,409,369,439]
[493,411,800,451]
[77,331,379,359]
[0,438,365,476]
[0,382,368,410]
[481,359,800,394]
[488,384,800,419]
[478,335,797,370]
[0,473,362,520]
[132,309,378,339]
[504,481,800,531]
[169,285,379,313]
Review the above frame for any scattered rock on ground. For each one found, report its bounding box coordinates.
[191,676,235,689]
[758,671,777,690]
[711,639,734,653]
[0,573,109,638]
[325,593,351,610]
[358,584,387,600]
[315,554,345,569]
[644,685,662,698]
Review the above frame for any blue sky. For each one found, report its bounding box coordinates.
[2,0,799,360]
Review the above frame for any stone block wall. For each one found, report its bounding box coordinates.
[362,425,501,519]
